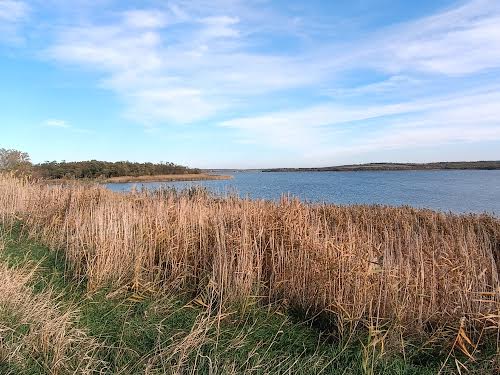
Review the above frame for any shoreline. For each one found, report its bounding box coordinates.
[104,173,232,183]
[262,161,500,172]
[262,168,500,173]
[1,174,499,373]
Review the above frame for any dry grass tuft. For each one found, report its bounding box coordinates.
[0,229,5,253]
[0,174,499,354]
[0,260,108,373]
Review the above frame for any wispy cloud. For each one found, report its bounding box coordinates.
[0,0,28,22]
[221,87,500,155]
[215,0,500,161]
[0,0,29,43]
[358,0,500,76]
[46,10,216,124]
[328,76,423,98]
[44,1,329,125]
[42,119,93,134]
[122,10,168,29]
[43,0,500,125]
[44,119,70,128]
[199,16,240,39]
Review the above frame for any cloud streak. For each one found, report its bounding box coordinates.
[359,0,500,76]
[44,0,500,124]
[222,87,500,155]
[42,119,93,134]
[0,0,29,43]
[44,1,335,125]
[0,0,28,22]
[44,119,70,128]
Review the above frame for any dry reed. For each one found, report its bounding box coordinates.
[105,173,232,183]
[0,260,108,373]
[0,174,499,351]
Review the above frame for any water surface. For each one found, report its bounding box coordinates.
[107,170,500,215]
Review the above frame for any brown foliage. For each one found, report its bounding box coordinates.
[1,175,499,347]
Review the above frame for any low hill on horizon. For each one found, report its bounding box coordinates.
[262,160,500,172]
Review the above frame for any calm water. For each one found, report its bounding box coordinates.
[107,170,500,215]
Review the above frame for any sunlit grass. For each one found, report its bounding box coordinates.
[0,174,499,373]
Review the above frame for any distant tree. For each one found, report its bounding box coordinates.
[0,148,32,175]
[33,159,199,179]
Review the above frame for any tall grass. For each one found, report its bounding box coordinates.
[0,257,107,373]
[0,174,498,352]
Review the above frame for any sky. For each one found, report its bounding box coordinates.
[1,0,500,168]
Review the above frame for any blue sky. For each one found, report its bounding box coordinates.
[1,0,500,168]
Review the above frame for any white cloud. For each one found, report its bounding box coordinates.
[48,25,163,71]
[328,75,422,97]
[361,0,500,75]
[0,0,28,22]
[221,88,500,153]
[0,0,29,43]
[308,120,500,165]
[126,88,219,124]
[220,94,455,131]
[44,4,326,125]
[43,0,500,129]
[122,10,168,29]
[46,19,211,124]
[215,0,500,157]
[44,119,70,128]
[199,16,240,39]
[42,119,95,134]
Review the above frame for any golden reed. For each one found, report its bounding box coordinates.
[1,175,498,346]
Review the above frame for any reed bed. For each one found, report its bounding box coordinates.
[105,173,232,183]
[0,174,499,351]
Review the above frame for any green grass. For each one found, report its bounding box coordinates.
[0,226,498,374]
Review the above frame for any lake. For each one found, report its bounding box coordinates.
[107,170,500,215]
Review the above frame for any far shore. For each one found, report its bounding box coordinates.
[104,173,232,183]
[262,160,500,172]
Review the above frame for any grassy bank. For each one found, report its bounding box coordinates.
[1,227,498,374]
[0,175,499,373]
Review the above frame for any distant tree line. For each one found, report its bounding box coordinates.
[0,148,200,179]
[34,160,200,179]
[263,161,500,172]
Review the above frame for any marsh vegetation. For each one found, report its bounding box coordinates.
[0,174,499,373]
